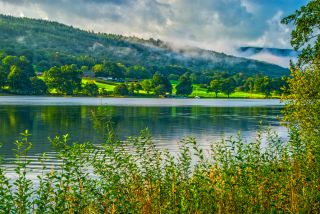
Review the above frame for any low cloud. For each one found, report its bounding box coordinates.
[249,52,293,68]
[0,0,308,55]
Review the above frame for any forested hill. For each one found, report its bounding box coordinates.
[0,14,288,77]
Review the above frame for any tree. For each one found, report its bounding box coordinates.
[253,76,263,93]
[113,83,129,96]
[221,78,236,98]
[282,0,320,143]
[208,79,222,98]
[126,65,150,79]
[92,64,106,77]
[2,56,19,74]
[281,0,320,67]
[154,84,168,96]
[1,55,36,94]
[285,64,320,142]
[168,74,179,81]
[44,65,82,95]
[82,81,98,96]
[141,80,152,94]
[243,77,255,93]
[128,82,135,95]
[176,75,193,96]
[7,65,32,94]
[0,69,6,90]
[152,73,172,95]
[106,62,125,79]
[261,76,272,97]
[30,77,48,95]
[134,83,143,94]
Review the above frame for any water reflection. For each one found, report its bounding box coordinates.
[0,105,286,159]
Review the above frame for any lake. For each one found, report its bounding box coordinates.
[0,97,287,169]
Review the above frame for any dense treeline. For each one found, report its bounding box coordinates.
[0,51,288,97]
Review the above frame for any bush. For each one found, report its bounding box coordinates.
[113,83,129,96]
[82,81,99,96]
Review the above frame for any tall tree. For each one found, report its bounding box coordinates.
[221,78,236,98]
[243,77,255,94]
[0,68,6,90]
[208,79,222,98]
[44,65,82,95]
[176,75,193,96]
[30,77,48,95]
[7,65,32,94]
[113,83,129,96]
[151,73,172,95]
[282,0,320,143]
[82,81,98,96]
[281,0,320,67]
[141,80,152,94]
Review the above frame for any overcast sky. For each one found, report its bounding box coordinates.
[0,0,308,54]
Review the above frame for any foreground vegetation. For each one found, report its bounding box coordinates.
[0,128,319,213]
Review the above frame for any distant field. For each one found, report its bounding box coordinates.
[81,78,276,98]
[82,78,117,91]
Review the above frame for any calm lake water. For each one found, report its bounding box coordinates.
[0,97,287,169]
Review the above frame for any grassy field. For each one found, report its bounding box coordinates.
[31,77,277,98]
[83,78,277,98]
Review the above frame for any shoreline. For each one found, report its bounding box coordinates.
[0,96,284,107]
[0,93,281,99]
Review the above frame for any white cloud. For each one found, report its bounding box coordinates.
[0,0,308,55]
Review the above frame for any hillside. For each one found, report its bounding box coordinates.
[0,14,289,77]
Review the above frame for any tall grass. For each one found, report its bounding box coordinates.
[0,128,319,213]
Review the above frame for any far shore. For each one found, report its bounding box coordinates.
[0,93,281,100]
[0,96,283,107]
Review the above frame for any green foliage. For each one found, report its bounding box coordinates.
[127,65,151,79]
[82,81,99,96]
[44,64,82,95]
[168,74,179,81]
[128,82,135,95]
[175,74,193,96]
[92,61,126,79]
[113,83,129,96]
[134,83,143,94]
[284,64,320,143]
[0,129,319,213]
[0,70,6,89]
[141,79,152,94]
[282,0,320,144]
[221,78,236,98]
[152,73,172,95]
[154,84,168,96]
[281,0,320,67]
[243,77,254,93]
[208,79,222,97]
[7,65,32,94]
[30,77,48,95]
[0,55,36,94]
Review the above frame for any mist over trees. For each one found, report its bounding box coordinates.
[0,14,289,78]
